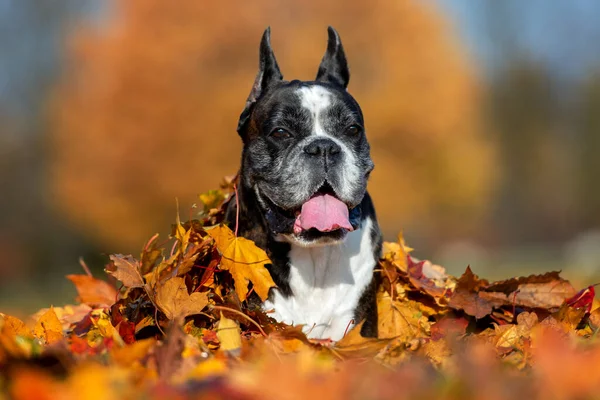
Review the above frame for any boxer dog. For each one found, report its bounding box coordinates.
[226,27,381,340]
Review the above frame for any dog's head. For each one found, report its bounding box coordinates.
[237,27,374,246]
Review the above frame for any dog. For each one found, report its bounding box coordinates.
[226,27,382,341]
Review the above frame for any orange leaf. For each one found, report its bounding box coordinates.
[206,224,275,301]
[1,314,29,337]
[33,307,63,344]
[66,274,118,306]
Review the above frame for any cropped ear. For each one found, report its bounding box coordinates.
[237,27,283,136]
[315,26,350,88]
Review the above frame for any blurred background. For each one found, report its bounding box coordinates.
[1,0,600,313]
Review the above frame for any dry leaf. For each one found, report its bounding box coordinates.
[33,307,63,344]
[1,314,29,337]
[66,274,118,305]
[155,277,209,320]
[216,312,242,354]
[106,254,145,288]
[206,224,275,301]
[377,290,431,340]
[334,320,390,358]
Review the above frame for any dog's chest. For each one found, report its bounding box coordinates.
[264,218,375,341]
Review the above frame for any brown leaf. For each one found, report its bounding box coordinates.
[66,274,118,306]
[448,267,494,319]
[155,323,186,381]
[140,239,163,275]
[334,320,391,358]
[106,254,145,288]
[479,279,576,310]
[206,224,275,301]
[430,315,469,340]
[155,277,209,320]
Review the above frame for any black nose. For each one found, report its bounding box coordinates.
[303,138,341,157]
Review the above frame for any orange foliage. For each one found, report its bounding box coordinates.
[50,0,495,248]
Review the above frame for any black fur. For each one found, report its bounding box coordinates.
[226,27,381,338]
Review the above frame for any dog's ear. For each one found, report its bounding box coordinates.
[237,27,283,137]
[315,27,349,89]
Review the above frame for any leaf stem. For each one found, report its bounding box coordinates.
[79,257,93,277]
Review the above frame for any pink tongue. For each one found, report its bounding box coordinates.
[293,194,353,233]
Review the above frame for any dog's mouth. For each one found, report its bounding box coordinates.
[260,182,362,239]
[292,183,353,234]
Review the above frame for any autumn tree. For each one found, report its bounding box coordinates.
[50,0,495,250]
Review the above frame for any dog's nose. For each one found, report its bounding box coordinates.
[303,138,341,157]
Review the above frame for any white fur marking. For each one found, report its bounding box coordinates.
[295,86,362,202]
[297,86,332,137]
[263,218,375,341]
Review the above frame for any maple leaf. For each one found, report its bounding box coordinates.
[206,224,275,301]
[377,290,431,340]
[448,267,494,319]
[155,277,209,320]
[33,307,63,344]
[66,274,118,306]
[106,254,145,288]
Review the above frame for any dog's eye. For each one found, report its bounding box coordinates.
[346,125,362,136]
[271,128,292,139]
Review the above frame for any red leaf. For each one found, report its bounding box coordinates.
[565,286,595,313]
[118,320,136,344]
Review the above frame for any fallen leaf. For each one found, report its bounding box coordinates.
[206,224,275,301]
[111,338,156,366]
[447,268,493,319]
[430,315,469,340]
[155,277,209,320]
[106,254,145,288]
[479,280,576,310]
[565,285,596,313]
[33,307,63,344]
[216,312,242,354]
[334,320,391,358]
[377,290,431,340]
[66,274,118,305]
[1,314,29,337]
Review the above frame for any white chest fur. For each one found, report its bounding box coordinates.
[264,218,375,341]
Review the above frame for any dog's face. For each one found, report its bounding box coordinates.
[237,27,374,246]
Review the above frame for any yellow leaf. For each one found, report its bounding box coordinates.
[199,189,225,212]
[155,277,209,320]
[216,312,242,354]
[382,232,413,272]
[33,307,63,344]
[377,290,431,340]
[106,254,145,288]
[206,224,275,301]
[0,314,29,337]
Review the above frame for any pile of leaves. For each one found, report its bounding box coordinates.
[2,188,600,399]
